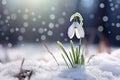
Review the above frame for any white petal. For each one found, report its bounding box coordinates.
[75,22,85,38]
[68,23,75,39]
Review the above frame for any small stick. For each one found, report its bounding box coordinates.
[20,58,25,72]
[43,43,59,66]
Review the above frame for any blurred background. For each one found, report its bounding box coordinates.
[0,0,120,47]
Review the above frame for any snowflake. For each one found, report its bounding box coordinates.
[38,28,44,34]
[103,16,108,22]
[98,26,104,32]
[23,22,29,27]
[11,13,17,20]
[8,43,12,47]
[100,3,105,8]
[41,35,46,40]
[48,23,54,29]
[58,18,65,24]
[116,23,120,27]
[20,27,26,33]
[50,14,55,20]
[116,35,120,40]
[2,0,7,5]
[47,30,53,36]
[18,35,23,41]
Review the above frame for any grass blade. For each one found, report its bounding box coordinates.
[70,40,76,63]
[69,52,74,64]
[81,47,85,65]
[57,41,73,67]
[75,47,80,64]
[61,54,70,68]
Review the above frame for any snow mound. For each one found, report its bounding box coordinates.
[0,57,120,80]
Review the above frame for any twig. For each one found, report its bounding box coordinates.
[43,43,59,66]
[87,55,95,63]
[15,58,33,80]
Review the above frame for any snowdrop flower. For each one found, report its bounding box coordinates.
[68,12,85,39]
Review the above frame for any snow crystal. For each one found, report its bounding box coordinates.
[117,0,120,4]
[108,31,111,34]
[36,38,39,42]
[42,21,46,25]
[48,23,54,29]
[38,28,44,34]
[116,35,120,40]
[6,16,10,20]
[64,38,68,41]
[116,23,120,27]
[110,3,114,7]
[115,4,119,9]
[47,30,53,36]
[23,14,28,20]
[60,33,64,37]
[5,19,8,23]
[18,35,23,41]
[103,16,108,22]
[44,28,47,32]
[111,23,115,26]
[62,12,66,16]
[55,24,59,28]
[11,13,17,20]
[50,14,55,20]
[111,7,115,11]
[7,43,12,47]
[2,0,7,5]
[20,27,26,33]
[117,15,120,19]
[5,36,9,40]
[15,28,19,32]
[100,3,105,8]
[41,35,46,40]
[58,18,65,24]
[32,28,36,32]
[10,28,14,33]
[23,22,29,27]
[98,26,104,32]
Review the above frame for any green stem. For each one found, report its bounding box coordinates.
[77,38,82,63]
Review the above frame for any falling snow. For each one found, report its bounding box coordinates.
[50,14,56,20]
[48,23,54,29]
[103,16,108,22]
[100,3,105,8]
[1,0,7,5]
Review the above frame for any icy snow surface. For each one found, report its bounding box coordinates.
[0,44,120,80]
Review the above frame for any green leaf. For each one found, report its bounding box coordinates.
[69,52,74,64]
[61,54,70,68]
[75,47,80,64]
[81,47,85,65]
[57,41,73,67]
[70,40,76,63]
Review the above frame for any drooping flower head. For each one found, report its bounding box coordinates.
[68,12,85,39]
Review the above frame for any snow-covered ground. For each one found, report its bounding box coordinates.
[0,43,120,80]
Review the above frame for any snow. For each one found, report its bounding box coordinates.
[0,44,120,80]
